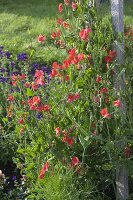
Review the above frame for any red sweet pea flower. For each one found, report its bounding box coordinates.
[79,28,92,41]
[56,18,63,25]
[109,50,117,59]
[57,29,62,38]
[64,0,70,6]
[100,87,108,94]
[55,127,62,136]
[19,118,25,125]
[72,2,78,11]
[58,3,63,13]
[67,93,80,103]
[35,77,45,85]
[71,156,80,167]
[32,83,39,90]
[19,74,27,80]
[67,137,74,146]
[50,69,58,78]
[51,31,57,39]
[24,82,31,88]
[38,34,46,43]
[63,21,70,29]
[105,50,117,63]
[69,48,77,58]
[8,95,15,102]
[78,53,85,61]
[113,99,122,107]
[62,135,74,146]
[74,93,80,100]
[35,70,44,78]
[96,75,102,83]
[38,162,49,179]
[43,105,51,112]
[28,96,41,107]
[63,59,71,69]
[65,75,70,81]
[124,147,132,158]
[100,108,111,118]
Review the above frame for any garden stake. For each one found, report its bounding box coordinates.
[111,0,129,199]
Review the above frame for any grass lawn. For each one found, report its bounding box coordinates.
[0,0,133,64]
[0,0,66,64]
[100,0,133,27]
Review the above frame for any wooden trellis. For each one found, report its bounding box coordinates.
[111,0,129,199]
[89,0,129,199]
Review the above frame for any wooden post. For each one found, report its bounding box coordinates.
[95,0,101,7]
[110,0,129,199]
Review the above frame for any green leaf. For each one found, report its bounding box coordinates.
[2,117,8,123]
[102,163,113,171]
[27,88,34,97]
[79,135,91,150]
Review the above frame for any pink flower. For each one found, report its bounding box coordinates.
[56,18,63,25]
[67,93,80,103]
[124,147,132,158]
[113,99,122,107]
[64,0,70,6]
[28,96,41,107]
[35,77,45,85]
[55,127,62,136]
[42,105,51,112]
[35,70,44,78]
[71,156,80,167]
[100,108,111,118]
[79,28,92,41]
[100,87,108,94]
[51,31,57,39]
[72,2,78,11]
[38,162,49,179]
[38,34,46,43]
[8,95,15,102]
[96,75,102,83]
[78,53,85,61]
[19,118,25,125]
[58,3,63,13]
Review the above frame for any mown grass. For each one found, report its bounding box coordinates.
[0,0,133,64]
[99,0,133,27]
[0,0,66,64]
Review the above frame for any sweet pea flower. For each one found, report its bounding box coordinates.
[8,95,15,102]
[96,75,102,83]
[72,2,78,11]
[58,3,63,13]
[113,99,122,107]
[71,156,80,167]
[55,127,62,136]
[100,108,111,118]
[79,28,92,41]
[64,0,70,6]
[38,34,46,43]
[38,162,49,179]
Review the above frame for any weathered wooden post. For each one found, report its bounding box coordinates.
[95,0,101,7]
[110,0,129,199]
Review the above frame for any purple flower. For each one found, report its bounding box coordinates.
[0,50,3,58]
[0,77,8,83]
[36,113,43,120]
[5,51,11,59]
[42,66,51,75]
[33,63,39,70]
[0,68,6,73]
[17,53,28,61]
[11,61,16,68]
[12,176,17,181]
